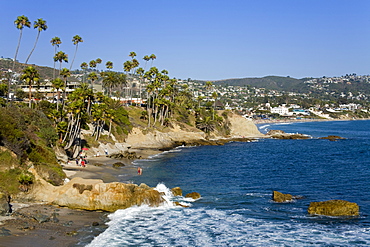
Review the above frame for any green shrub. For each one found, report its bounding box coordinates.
[18,172,34,185]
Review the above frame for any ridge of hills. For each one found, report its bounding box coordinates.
[210,76,312,93]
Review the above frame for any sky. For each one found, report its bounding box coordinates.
[1,0,370,80]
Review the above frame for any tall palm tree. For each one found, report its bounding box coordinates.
[143,55,150,71]
[95,58,102,72]
[53,51,68,75]
[211,91,218,120]
[129,51,136,59]
[50,37,62,79]
[13,15,31,71]
[80,62,88,83]
[88,72,98,91]
[70,35,83,70]
[102,71,119,97]
[105,61,113,70]
[60,68,70,109]
[149,54,156,67]
[89,60,97,71]
[20,66,40,108]
[25,18,48,64]
[51,77,64,111]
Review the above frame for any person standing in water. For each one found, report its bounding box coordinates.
[137,167,143,175]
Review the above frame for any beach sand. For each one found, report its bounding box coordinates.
[0,148,161,247]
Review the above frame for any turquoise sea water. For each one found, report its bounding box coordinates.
[86,120,370,246]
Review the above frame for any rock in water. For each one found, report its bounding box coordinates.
[185,192,201,200]
[272,191,293,202]
[308,200,359,216]
[171,187,182,196]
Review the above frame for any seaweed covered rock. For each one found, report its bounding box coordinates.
[308,200,359,216]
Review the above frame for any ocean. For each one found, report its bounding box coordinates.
[86,120,370,246]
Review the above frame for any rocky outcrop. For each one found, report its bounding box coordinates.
[22,169,164,212]
[228,115,265,138]
[272,191,304,203]
[319,135,345,141]
[171,187,183,196]
[308,200,359,216]
[272,191,293,202]
[185,192,201,200]
[109,151,141,160]
[266,130,310,139]
[0,192,10,216]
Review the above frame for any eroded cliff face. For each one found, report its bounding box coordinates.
[124,113,264,150]
[227,114,264,138]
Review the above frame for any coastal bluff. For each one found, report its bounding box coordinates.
[93,113,264,155]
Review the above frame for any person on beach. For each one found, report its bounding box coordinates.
[138,167,143,175]
[81,159,86,167]
[104,148,108,156]
[97,151,100,157]
[75,158,79,166]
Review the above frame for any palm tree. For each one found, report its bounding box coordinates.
[70,35,83,70]
[51,77,64,111]
[102,71,119,97]
[53,51,68,75]
[80,62,88,83]
[13,15,31,71]
[143,55,150,70]
[211,91,218,120]
[25,18,48,64]
[50,37,62,79]
[20,66,40,108]
[129,51,136,59]
[95,58,102,72]
[60,68,70,109]
[105,61,113,70]
[89,60,97,71]
[149,54,156,67]
[88,72,98,91]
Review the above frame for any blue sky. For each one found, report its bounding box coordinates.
[1,0,369,80]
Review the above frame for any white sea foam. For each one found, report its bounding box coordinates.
[87,183,370,247]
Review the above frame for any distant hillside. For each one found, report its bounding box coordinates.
[0,59,55,79]
[211,76,312,92]
[0,60,84,81]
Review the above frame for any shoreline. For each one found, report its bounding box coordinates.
[253,117,370,125]
[0,148,163,247]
